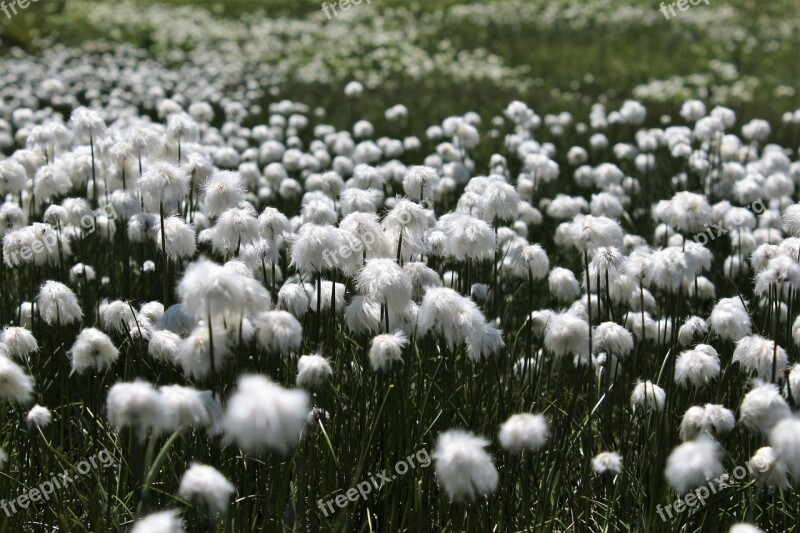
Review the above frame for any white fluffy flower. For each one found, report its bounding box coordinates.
[433,430,499,501]
[177,258,270,321]
[418,287,486,352]
[739,382,791,434]
[498,413,548,453]
[630,380,665,412]
[707,297,752,341]
[369,331,408,372]
[159,385,221,433]
[0,327,38,358]
[131,509,184,533]
[679,404,735,441]
[26,404,52,429]
[106,380,176,436]
[732,335,788,381]
[769,417,800,480]
[178,463,234,517]
[177,323,231,379]
[674,345,720,388]
[544,312,589,362]
[255,311,303,354]
[148,330,182,364]
[677,316,708,347]
[37,280,82,325]
[68,328,119,374]
[747,447,789,489]
[664,437,723,493]
[0,355,33,403]
[591,451,622,475]
[296,354,333,388]
[593,322,633,357]
[548,267,580,302]
[222,374,309,453]
[356,258,412,312]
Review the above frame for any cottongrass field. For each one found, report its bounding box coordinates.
[1,1,800,532]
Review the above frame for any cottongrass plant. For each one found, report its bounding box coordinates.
[2,45,800,532]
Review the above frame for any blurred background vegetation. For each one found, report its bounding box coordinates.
[1,0,798,141]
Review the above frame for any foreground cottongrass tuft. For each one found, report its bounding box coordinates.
[433,430,499,501]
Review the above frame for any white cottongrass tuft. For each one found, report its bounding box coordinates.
[498,413,548,453]
[707,297,752,341]
[37,280,82,325]
[630,380,665,413]
[148,330,183,364]
[547,267,581,303]
[26,404,52,429]
[68,327,119,374]
[177,258,270,322]
[674,344,720,388]
[747,446,790,489]
[131,509,185,533]
[433,430,499,501]
[739,382,791,434]
[0,327,38,358]
[369,331,408,372]
[664,437,723,493]
[544,312,589,362]
[356,258,413,312]
[591,451,622,475]
[254,311,303,355]
[106,380,176,436]
[729,525,764,533]
[222,374,309,453]
[158,385,221,433]
[732,335,788,381]
[593,322,633,357]
[677,316,708,347]
[296,354,333,388]
[0,355,34,403]
[418,287,486,352]
[178,463,234,518]
[679,404,735,441]
[769,417,800,481]
[177,323,231,379]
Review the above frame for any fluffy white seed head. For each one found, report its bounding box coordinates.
[369,331,408,372]
[69,328,119,374]
[769,417,800,480]
[37,281,82,325]
[739,382,791,434]
[222,374,309,453]
[591,451,622,475]
[664,437,723,493]
[131,509,185,533]
[433,430,499,501]
[26,404,52,429]
[106,380,176,436]
[178,463,234,518]
[0,327,38,358]
[630,380,665,413]
[498,413,548,453]
[255,311,303,355]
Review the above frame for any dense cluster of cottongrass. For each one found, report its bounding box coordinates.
[2,35,800,533]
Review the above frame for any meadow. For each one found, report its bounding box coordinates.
[0,0,799,531]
